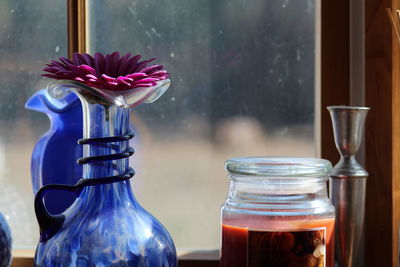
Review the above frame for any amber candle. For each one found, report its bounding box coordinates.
[221,157,335,267]
[221,218,335,267]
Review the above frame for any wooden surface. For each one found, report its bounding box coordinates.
[393,8,400,265]
[178,251,219,267]
[320,0,351,163]
[365,1,399,266]
[178,261,218,267]
[11,259,33,267]
[11,250,220,267]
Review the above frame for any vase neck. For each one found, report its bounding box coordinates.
[80,98,130,180]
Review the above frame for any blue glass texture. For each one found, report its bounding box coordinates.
[25,89,83,214]
[34,91,177,266]
[0,212,12,267]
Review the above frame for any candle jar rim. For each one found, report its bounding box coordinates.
[327,105,370,111]
[225,157,332,178]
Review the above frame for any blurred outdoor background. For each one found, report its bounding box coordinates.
[0,0,317,249]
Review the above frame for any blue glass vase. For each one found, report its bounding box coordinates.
[25,89,83,214]
[34,80,177,266]
[0,212,12,267]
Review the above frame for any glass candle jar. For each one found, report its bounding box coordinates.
[220,157,335,267]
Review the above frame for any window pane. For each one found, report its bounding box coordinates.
[89,0,317,249]
[0,1,67,247]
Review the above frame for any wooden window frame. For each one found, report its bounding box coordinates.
[322,0,400,266]
[67,0,87,57]
[12,0,400,266]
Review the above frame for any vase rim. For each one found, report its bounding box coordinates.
[47,79,170,108]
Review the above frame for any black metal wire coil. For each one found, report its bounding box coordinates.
[77,130,135,181]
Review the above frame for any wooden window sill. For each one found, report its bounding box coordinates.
[11,249,220,267]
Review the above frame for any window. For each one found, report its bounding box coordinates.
[88,0,318,249]
[0,0,320,251]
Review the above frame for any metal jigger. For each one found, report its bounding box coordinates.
[327,106,369,267]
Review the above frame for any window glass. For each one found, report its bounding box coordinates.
[88,0,317,249]
[0,1,67,247]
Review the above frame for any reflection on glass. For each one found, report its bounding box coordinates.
[0,0,67,247]
[90,0,317,249]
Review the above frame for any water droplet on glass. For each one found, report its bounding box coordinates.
[171,97,175,101]
[55,46,60,53]
[296,49,301,61]
[150,27,161,37]
[10,9,14,13]
[145,31,152,39]
[170,52,175,58]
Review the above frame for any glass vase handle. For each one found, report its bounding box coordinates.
[34,130,136,242]
[34,168,135,242]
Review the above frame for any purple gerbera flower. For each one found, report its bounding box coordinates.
[42,52,169,91]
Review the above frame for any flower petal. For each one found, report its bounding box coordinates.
[74,77,85,82]
[101,74,115,82]
[141,65,163,73]
[59,57,74,67]
[134,82,156,87]
[133,77,158,83]
[149,70,168,76]
[78,65,97,75]
[134,58,157,72]
[72,53,83,65]
[126,73,147,79]
[116,76,132,86]
[116,53,132,74]
[86,74,98,80]
[124,55,143,74]
[95,53,106,75]
[81,53,95,66]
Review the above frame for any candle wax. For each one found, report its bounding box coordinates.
[220,218,334,267]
